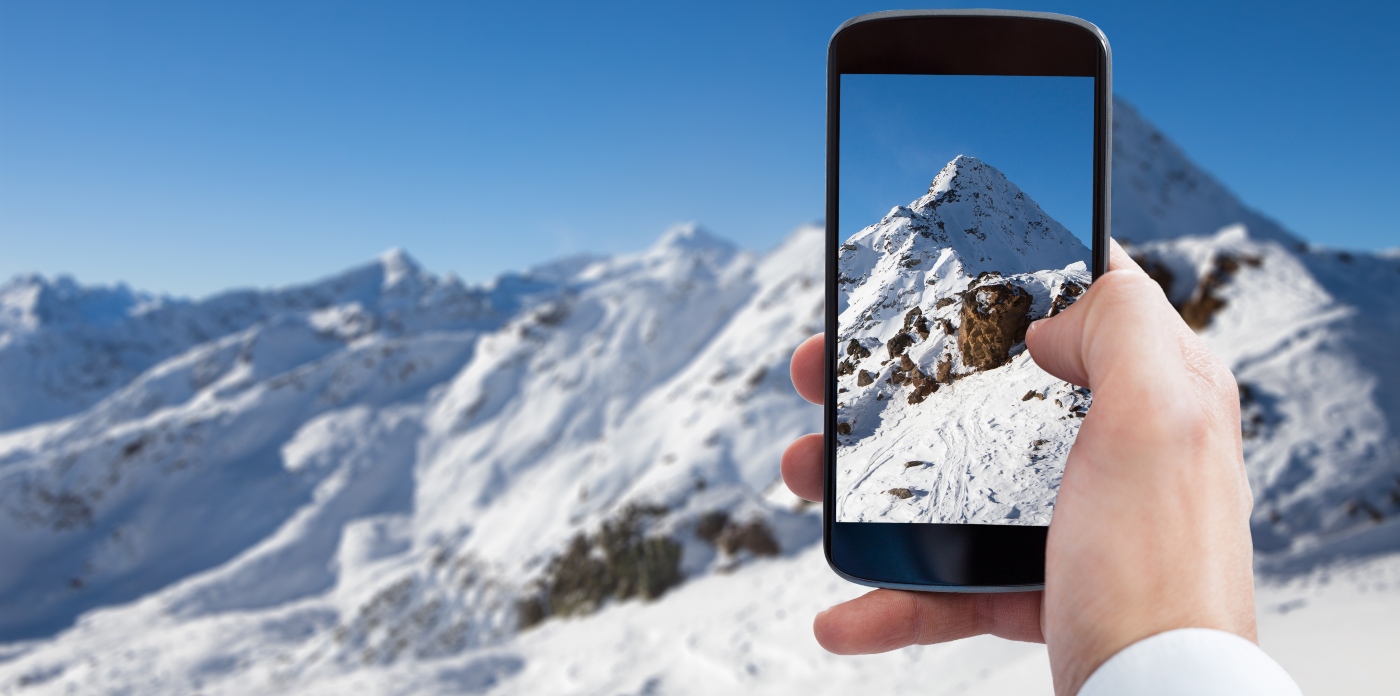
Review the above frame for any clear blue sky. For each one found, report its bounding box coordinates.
[840,74,1093,243]
[1,0,1396,297]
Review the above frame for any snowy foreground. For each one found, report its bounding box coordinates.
[1,99,1398,693]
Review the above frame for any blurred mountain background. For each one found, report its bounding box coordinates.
[1,2,1397,694]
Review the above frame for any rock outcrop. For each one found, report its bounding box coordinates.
[1180,253,1260,330]
[956,281,1033,371]
[520,504,682,626]
[694,511,780,558]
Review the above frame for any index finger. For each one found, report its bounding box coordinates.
[790,334,823,405]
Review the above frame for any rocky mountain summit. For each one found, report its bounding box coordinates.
[0,99,1397,694]
[835,155,1090,524]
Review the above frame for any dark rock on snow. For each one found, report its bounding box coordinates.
[886,332,914,359]
[957,281,1033,370]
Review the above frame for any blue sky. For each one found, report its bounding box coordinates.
[1,0,1396,297]
[840,75,1094,244]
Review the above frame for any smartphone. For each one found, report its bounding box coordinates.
[824,11,1111,590]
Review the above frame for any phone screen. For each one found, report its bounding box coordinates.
[835,74,1095,526]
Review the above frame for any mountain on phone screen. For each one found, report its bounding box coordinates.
[835,155,1091,524]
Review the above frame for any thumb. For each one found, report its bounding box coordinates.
[1027,238,1151,388]
[1026,302,1090,388]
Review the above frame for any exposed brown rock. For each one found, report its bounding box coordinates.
[903,308,931,339]
[836,422,851,435]
[907,366,934,388]
[907,381,937,404]
[887,488,914,499]
[744,367,767,389]
[934,354,953,384]
[935,297,957,310]
[1180,294,1226,330]
[956,281,1034,371]
[886,332,914,359]
[531,504,682,622]
[717,519,780,557]
[904,460,924,468]
[899,354,916,372]
[1180,253,1248,331]
[837,359,855,376]
[856,370,874,387]
[695,510,780,557]
[906,359,938,402]
[695,510,730,544]
[846,339,871,360]
[1022,390,1037,401]
[1048,279,1089,318]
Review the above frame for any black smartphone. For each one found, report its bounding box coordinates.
[824,11,1111,591]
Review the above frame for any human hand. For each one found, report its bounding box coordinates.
[782,240,1257,695]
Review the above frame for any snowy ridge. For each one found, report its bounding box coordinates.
[836,156,1090,524]
[1111,99,1299,245]
[0,249,563,434]
[1128,226,1400,561]
[0,100,1397,694]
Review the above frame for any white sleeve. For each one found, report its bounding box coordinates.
[1078,628,1301,696]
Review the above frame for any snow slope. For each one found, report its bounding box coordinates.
[1111,100,1300,246]
[1130,226,1400,555]
[835,156,1091,524]
[0,97,1397,694]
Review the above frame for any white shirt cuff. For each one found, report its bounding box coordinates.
[1078,628,1301,696]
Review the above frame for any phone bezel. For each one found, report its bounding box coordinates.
[824,10,1112,592]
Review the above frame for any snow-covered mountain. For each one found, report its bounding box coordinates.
[835,156,1091,524]
[1110,100,1299,246]
[1129,227,1400,567]
[0,97,1397,695]
[0,249,587,434]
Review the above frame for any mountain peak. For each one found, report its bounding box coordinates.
[376,247,423,289]
[652,223,731,254]
[923,155,1001,199]
[838,155,1088,291]
[1110,97,1300,245]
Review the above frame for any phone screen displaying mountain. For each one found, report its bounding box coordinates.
[835,74,1095,525]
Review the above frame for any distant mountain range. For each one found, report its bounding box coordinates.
[0,98,1396,695]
